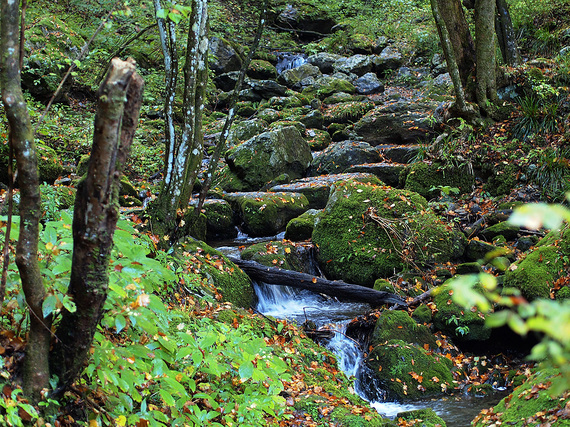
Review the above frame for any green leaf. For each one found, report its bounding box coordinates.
[507,313,528,336]
[485,310,510,328]
[52,256,72,275]
[162,376,188,397]
[42,294,58,318]
[115,315,127,333]
[156,9,167,19]
[509,203,570,230]
[239,361,254,380]
[159,389,175,406]
[61,294,76,313]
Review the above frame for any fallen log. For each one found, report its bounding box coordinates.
[230,258,407,307]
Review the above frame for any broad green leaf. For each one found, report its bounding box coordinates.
[485,310,510,328]
[52,256,72,275]
[159,389,175,406]
[507,313,528,335]
[509,203,570,230]
[239,361,254,380]
[115,315,127,333]
[61,294,76,313]
[162,376,188,396]
[42,294,58,317]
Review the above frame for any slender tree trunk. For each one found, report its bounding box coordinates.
[195,0,269,216]
[154,0,209,239]
[495,0,520,66]
[50,58,144,390]
[436,0,476,98]
[475,0,498,108]
[431,0,468,113]
[1,0,51,402]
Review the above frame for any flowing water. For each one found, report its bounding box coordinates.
[252,280,507,426]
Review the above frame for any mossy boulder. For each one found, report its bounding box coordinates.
[472,368,570,427]
[396,408,447,427]
[213,164,247,192]
[504,233,569,301]
[366,339,454,400]
[480,221,520,241]
[194,199,236,240]
[271,173,382,210]
[312,180,463,286]
[240,240,315,273]
[330,406,397,426]
[300,110,324,129]
[306,129,331,151]
[225,126,312,191]
[176,239,253,308]
[2,142,66,185]
[247,59,278,80]
[370,310,437,349]
[432,282,491,341]
[403,162,474,199]
[302,76,356,100]
[353,101,437,145]
[227,118,268,147]
[278,63,322,89]
[483,163,519,196]
[307,140,380,176]
[412,304,433,324]
[224,191,309,237]
[285,209,321,241]
[322,101,375,125]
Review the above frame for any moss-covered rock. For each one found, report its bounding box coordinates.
[483,163,519,196]
[322,101,375,125]
[225,126,312,191]
[366,339,454,400]
[176,239,253,308]
[302,76,356,100]
[412,304,433,324]
[12,143,65,184]
[480,221,520,241]
[247,59,278,80]
[396,408,447,426]
[370,310,437,349]
[305,128,331,151]
[330,405,397,426]
[432,282,491,341]
[240,240,315,273]
[285,209,321,241]
[472,368,570,427]
[224,191,309,237]
[312,180,463,286]
[403,161,474,199]
[195,199,236,240]
[227,118,268,147]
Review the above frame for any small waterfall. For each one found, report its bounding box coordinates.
[276,53,308,74]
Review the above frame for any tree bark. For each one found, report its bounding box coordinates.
[1,0,51,402]
[475,0,498,108]
[231,258,407,307]
[435,0,476,98]
[495,0,520,66]
[50,58,144,390]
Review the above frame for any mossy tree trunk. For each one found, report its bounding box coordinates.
[475,0,498,108]
[50,58,144,390]
[152,0,209,240]
[1,0,51,402]
[495,0,520,66]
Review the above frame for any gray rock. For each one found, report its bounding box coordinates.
[373,46,404,75]
[354,72,384,95]
[307,52,343,73]
[278,63,322,89]
[307,140,380,176]
[209,37,242,75]
[333,54,373,76]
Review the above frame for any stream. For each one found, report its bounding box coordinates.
[216,241,507,426]
[252,280,507,426]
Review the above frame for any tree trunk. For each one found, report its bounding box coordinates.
[495,0,520,66]
[430,0,469,113]
[1,0,51,402]
[475,0,498,108]
[231,258,407,307]
[50,58,144,390]
[155,0,209,236]
[435,0,476,98]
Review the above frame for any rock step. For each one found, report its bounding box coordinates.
[347,162,407,188]
[375,144,421,163]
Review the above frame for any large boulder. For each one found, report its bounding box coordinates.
[504,224,570,301]
[365,339,454,400]
[209,37,243,75]
[307,140,380,176]
[402,161,475,199]
[227,118,268,147]
[333,54,374,76]
[312,180,463,285]
[370,310,437,349]
[302,76,356,100]
[240,240,316,274]
[278,63,322,90]
[372,46,404,75]
[1,143,63,184]
[276,4,336,39]
[271,172,382,209]
[225,126,312,191]
[224,191,309,237]
[353,100,438,145]
[307,52,343,73]
[354,72,384,95]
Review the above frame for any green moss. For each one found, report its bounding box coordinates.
[285,209,320,241]
[306,129,332,151]
[366,339,454,400]
[403,161,474,199]
[214,165,247,192]
[504,245,564,300]
[312,180,458,285]
[322,101,375,125]
[240,240,312,273]
[303,77,356,100]
[397,408,446,426]
[330,406,397,426]
[473,368,570,427]
[432,282,491,341]
[199,199,236,240]
[483,163,519,196]
[176,239,253,308]
[412,304,433,324]
[247,59,277,79]
[371,310,437,349]
[269,120,307,135]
